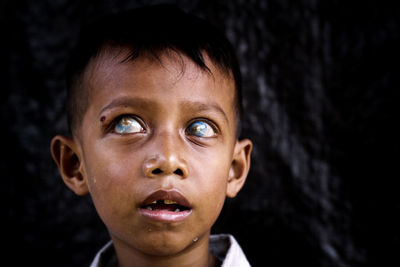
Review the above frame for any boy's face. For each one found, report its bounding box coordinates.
[55,49,251,257]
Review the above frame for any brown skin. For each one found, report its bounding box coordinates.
[51,49,252,267]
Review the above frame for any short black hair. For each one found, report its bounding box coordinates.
[66,4,242,136]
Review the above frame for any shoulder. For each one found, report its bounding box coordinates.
[210,234,251,267]
[89,241,116,267]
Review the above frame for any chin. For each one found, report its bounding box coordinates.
[137,233,195,256]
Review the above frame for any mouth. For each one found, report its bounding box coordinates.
[142,199,191,212]
[139,190,192,222]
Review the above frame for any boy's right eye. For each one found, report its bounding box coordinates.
[114,115,145,134]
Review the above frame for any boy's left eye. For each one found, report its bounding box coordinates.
[186,121,216,137]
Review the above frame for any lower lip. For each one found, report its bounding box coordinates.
[139,208,192,222]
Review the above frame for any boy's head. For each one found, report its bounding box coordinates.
[51,5,252,263]
[66,4,243,138]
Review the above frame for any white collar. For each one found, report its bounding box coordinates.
[90,234,251,267]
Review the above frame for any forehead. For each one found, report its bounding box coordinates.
[83,48,236,122]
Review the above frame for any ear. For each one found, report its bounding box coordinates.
[226,138,253,198]
[50,135,89,196]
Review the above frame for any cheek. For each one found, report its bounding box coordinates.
[192,152,231,222]
[87,157,130,189]
[82,149,141,216]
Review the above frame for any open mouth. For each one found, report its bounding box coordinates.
[139,190,193,222]
[142,199,191,212]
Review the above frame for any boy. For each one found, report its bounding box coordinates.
[50,5,252,267]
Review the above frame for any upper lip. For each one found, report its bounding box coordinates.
[141,189,192,209]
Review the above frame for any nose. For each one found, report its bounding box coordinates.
[142,133,188,179]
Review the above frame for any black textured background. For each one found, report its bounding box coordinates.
[2,1,399,266]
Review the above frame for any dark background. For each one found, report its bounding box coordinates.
[2,0,399,266]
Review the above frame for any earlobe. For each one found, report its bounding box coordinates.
[226,138,253,198]
[50,135,89,196]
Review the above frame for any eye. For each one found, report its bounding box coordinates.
[186,121,216,137]
[114,116,144,134]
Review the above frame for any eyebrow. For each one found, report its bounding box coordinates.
[99,97,154,116]
[180,100,229,125]
[98,96,229,125]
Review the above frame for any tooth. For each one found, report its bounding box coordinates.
[164,199,178,205]
[151,201,157,204]
[174,208,181,212]
[147,206,153,211]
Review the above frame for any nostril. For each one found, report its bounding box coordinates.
[174,168,184,176]
[152,168,162,175]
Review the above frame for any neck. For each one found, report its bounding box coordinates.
[113,233,216,267]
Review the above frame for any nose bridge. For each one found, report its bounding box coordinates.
[158,130,178,162]
[143,128,188,178]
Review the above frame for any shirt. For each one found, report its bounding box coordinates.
[90,234,251,267]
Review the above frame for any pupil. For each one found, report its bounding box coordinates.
[121,118,131,126]
[193,122,206,134]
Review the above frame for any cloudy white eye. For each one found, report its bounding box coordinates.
[114,116,144,134]
[186,121,216,137]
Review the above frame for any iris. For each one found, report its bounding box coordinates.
[186,121,215,137]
